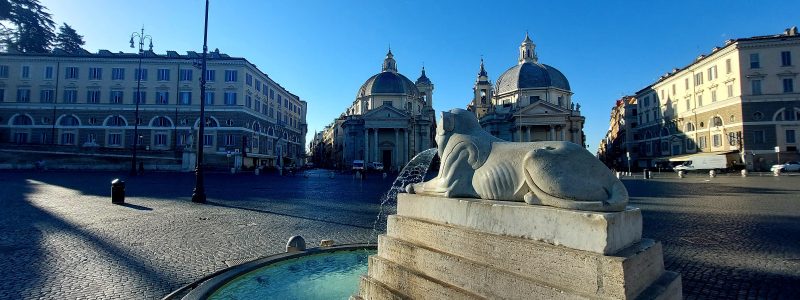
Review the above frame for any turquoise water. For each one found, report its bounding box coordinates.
[208,249,376,300]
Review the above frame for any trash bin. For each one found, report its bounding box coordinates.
[111,179,125,204]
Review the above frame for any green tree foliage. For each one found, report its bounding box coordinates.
[1,0,55,53]
[54,23,84,53]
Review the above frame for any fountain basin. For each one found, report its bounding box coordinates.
[174,244,376,300]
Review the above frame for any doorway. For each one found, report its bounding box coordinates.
[382,150,392,171]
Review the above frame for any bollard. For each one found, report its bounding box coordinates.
[741,169,748,177]
[254,168,260,176]
[616,171,622,179]
[774,168,781,176]
[643,170,651,179]
[709,170,716,178]
[382,172,387,179]
[230,167,236,174]
[286,235,306,253]
[329,171,335,179]
[678,170,685,178]
[111,179,125,204]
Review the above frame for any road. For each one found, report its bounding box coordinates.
[0,170,797,299]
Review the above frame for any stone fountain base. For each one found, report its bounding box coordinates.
[354,194,681,299]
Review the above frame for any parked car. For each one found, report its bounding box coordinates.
[352,160,365,171]
[370,162,384,171]
[770,161,800,172]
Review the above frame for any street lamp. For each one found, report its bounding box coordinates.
[191,0,210,203]
[129,27,153,176]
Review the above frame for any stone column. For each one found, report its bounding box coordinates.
[517,126,522,142]
[526,126,532,142]
[404,129,409,164]
[364,129,369,161]
[394,128,399,170]
[373,128,379,163]
[549,125,556,141]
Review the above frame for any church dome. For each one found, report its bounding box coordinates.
[357,50,420,98]
[495,62,571,95]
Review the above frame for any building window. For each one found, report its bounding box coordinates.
[753,111,763,120]
[255,80,261,91]
[694,73,703,86]
[179,91,191,105]
[787,130,797,143]
[154,133,168,146]
[60,133,76,145]
[245,73,252,85]
[112,68,125,80]
[255,100,261,112]
[110,91,124,104]
[224,91,237,105]
[87,90,100,103]
[17,89,31,102]
[0,65,9,78]
[88,67,102,80]
[134,91,146,104]
[157,68,170,81]
[44,66,53,79]
[685,122,695,132]
[781,51,792,66]
[685,99,690,111]
[712,116,723,127]
[684,78,689,90]
[108,133,122,146]
[246,95,252,108]
[203,134,214,147]
[224,134,236,146]
[750,53,760,69]
[204,69,215,82]
[156,91,169,104]
[727,84,733,98]
[179,69,193,81]
[107,115,126,126]
[63,89,77,103]
[269,89,274,99]
[725,59,732,74]
[204,91,214,105]
[753,130,765,144]
[699,136,707,149]
[224,70,238,82]
[707,66,717,81]
[697,95,703,107]
[751,80,762,95]
[711,90,717,102]
[40,89,54,103]
[21,65,30,78]
[783,78,794,93]
[728,132,738,146]
[65,67,79,79]
[135,68,148,81]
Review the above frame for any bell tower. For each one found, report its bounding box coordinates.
[382,48,397,72]
[472,58,493,119]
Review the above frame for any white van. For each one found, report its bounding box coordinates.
[674,155,728,172]
[352,160,365,171]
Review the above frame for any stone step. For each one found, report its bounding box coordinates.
[367,255,483,300]
[635,271,683,300]
[396,193,642,254]
[358,275,409,300]
[386,215,665,299]
[377,234,588,299]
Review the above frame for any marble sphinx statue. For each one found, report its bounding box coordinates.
[406,108,628,212]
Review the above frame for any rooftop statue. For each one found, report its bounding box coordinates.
[406,108,628,212]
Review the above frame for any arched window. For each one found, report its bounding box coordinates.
[253,122,261,132]
[12,115,33,125]
[152,116,172,127]
[661,127,670,137]
[107,115,127,126]
[685,122,695,132]
[59,115,80,126]
[712,116,723,127]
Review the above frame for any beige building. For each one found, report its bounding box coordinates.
[0,48,307,169]
[597,96,637,171]
[467,34,585,146]
[624,27,800,171]
[320,50,436,171]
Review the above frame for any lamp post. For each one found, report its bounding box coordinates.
[129,27,153,176]
[192,0,210,203]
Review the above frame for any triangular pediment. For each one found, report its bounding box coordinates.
[517,101,569,115]
[363,104,409,119]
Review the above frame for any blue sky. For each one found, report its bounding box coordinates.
[41,0,797,153]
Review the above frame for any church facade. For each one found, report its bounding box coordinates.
[467,34,585,146]
[321,50,436,171]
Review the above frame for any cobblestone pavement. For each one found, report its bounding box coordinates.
[0,169,798,299]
